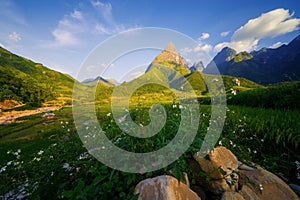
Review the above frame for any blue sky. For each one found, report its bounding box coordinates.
[0,0,300,81]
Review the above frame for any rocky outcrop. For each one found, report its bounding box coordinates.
[221,191,244,200]
[134,146,299,200]
[134,175,201,200]
[146,42,190,76]
[239,166,299,200]
[194,146,239,194]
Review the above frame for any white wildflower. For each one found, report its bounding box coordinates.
[38,150,44,155]
[0,166,7,173]
[107,113,111,117]
[259,183,264,191]
[63,163,70,169]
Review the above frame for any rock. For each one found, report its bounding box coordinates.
[221,191,245,200]
[194,146,239,194]
[238,185,260,200]
[42,112,55,119]
[190,185,206,200]
[238,161,255,171]
[239,166,299,200]
[134,175,201,200]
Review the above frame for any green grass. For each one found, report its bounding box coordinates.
[0,102,299,199]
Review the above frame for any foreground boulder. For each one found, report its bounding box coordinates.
[221,191,245,200]
[194,146,239,194]
[239,166,299,200]
[134,175,201,200]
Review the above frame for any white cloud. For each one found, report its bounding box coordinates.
[199,32,210,40]
[46,1,133,47]
[8,32,21,42]
[194,44,213,52]
[71,10,83,20]
[52,29,79,46]
[214,8,300,52]
[181,43,213,54]
[95,23,111,35]
[220,31,230,37]
[91,1,113,23]
[269,41,285,49]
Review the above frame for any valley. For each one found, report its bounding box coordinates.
[0,37,299,199]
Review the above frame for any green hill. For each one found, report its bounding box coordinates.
[228,81,300,109]
[113,42,262,103]
[0,47,75,108]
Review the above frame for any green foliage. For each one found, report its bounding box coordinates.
[0,103,299,198]
[0,47,75,107]
[228,81,300,110]
[233,52,253,62]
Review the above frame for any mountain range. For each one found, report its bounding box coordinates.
[116,42,261,99]
[1,34,300,108]
[204,35,300,85]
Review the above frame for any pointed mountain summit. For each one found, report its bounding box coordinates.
[164,42,178,54]
[146,42,190,75]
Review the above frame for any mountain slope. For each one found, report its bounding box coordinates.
[120,42,262,99]
[0,47,74,107]
[204,34,300,85]
[146,42,190,76]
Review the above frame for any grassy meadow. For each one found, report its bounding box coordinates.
[0,82,299,198]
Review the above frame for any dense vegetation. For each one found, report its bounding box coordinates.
[0,101,299,198]
[228,81,300,110]
[0,47,74,108]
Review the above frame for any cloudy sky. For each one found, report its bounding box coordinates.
[0,0,300,81]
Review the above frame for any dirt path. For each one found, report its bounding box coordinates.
[0,106,62,125]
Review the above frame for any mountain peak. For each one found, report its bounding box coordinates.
[145,42,190,75]
[164,42,178,54]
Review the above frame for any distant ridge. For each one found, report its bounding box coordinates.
[204,34,300,85]
[82,76,116,87]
